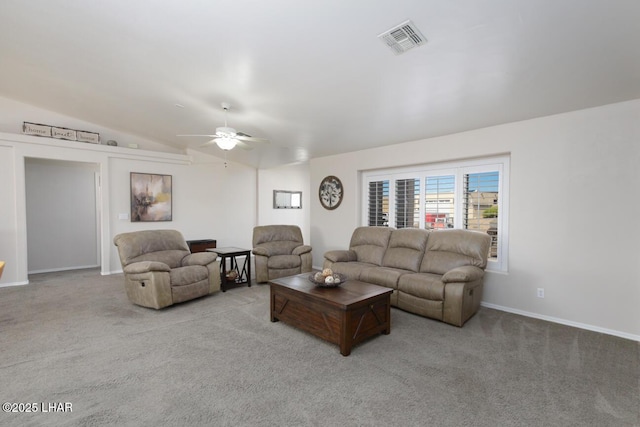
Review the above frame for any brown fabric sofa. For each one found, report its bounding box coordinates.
[252,225,312,283]
[114,229,221,309]
[323,226,491,326]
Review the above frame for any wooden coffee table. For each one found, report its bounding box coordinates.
[269,273,393,356]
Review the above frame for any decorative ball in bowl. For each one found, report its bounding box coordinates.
[308,268,347,288]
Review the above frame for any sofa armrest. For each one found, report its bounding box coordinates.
[123,261,170,274]
[182,252,218,266]
[292,245,312,256]
[252,247,271,257]
[324,250,357,263]
[442,265,484,283]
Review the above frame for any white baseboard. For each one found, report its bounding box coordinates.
[0,280,29,288]
[481,302,640,343]
[1,264,101,288]
[28,264,100,275]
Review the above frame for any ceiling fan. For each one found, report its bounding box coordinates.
[178,102,269,151]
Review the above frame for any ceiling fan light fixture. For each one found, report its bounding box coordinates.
[216,126,237,137]
[214,137,238,151]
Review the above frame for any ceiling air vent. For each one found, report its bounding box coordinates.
[378,20,427,55]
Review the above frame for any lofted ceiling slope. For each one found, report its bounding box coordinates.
[1,0,639,168]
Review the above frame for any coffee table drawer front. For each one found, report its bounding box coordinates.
[272,291,342,345]
[349,299,391,345]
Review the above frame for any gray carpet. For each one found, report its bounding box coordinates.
[0,269,638,427]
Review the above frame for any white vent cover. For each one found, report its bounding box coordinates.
[378,20,427,55]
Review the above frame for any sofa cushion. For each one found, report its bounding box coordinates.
[171,280,210,304]
[267,254,302,270]
[349,226,393,266]
[442,265,485,283]
[170,265,209,287]
[253,225,303,256]
[359,267,408,289]
[113,229,190,267]
[267,267,301,280]
[397,292,443,321]
[329,261,377,281]
[123,261,171,274]
[324,250,357,263]
[382,228,429,272]
[129,250,189,269]
[420,229,492,275]
[182,252,217,266]
[253,241,301,256]
[292,245,312,256]
[398,272,445,301]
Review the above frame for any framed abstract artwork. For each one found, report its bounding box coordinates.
[130,172,172,222]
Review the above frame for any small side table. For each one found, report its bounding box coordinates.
[208,247,251,292]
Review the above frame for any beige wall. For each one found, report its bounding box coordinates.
[310,99,640,340]
[256,163,311,243]
[0,133,258,283]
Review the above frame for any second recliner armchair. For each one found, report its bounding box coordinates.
[252,225,312,283]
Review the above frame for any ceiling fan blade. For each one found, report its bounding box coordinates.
[199,140,217,147]
[235,141,254,151]
[236,132,269,143]
[177,134,218,138]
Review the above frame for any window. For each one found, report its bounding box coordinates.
[425,175,455,229]
[395,178,420,228]
[362,155,509,271]
[367,180,389,226]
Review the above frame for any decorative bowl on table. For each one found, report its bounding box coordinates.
[308,268,347,288]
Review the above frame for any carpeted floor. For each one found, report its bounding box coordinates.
[0,268,638,426]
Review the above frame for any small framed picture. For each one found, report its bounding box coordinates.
[77,130,100,144]
[23,122,52,137]
[51,126,77,141]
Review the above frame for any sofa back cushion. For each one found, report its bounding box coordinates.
[382,228,429,272]
[349,226,393,266]
[420,229,492,275]
[114,229,190,268]
[253,225,303,256]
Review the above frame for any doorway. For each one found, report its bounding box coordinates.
[24,158,101,274]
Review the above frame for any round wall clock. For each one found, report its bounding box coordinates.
[319,175,343,210]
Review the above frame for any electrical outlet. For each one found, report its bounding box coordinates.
[537,288,545,298]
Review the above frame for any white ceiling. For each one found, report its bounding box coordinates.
[1,0,639,168]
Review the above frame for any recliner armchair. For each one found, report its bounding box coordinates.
[252,225,312,283]
[113,229,221,309]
